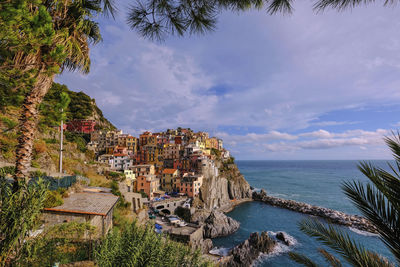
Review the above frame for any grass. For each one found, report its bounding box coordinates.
[0,115,18,130]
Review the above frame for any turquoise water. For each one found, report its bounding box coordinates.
[212,160,395,266]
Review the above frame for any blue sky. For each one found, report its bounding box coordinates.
[58,1,400,160]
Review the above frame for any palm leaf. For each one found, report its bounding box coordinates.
[288,251,320,267]
[313,0,397,11]
[342,181,400,263]
[298,219,394,267]
[318,248,343,267]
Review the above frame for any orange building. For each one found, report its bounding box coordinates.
[136,175,160,199]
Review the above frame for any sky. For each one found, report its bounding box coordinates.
[57,1,400,160]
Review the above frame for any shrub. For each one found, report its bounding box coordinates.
[34,140,47,154]
[0,134,17,154]
[0,115,17,130]
[94,222,211,267]
[0,166,15,175]
[106,171,125,181]
[31,160,40,168]
[0,177,48,264]
[43,190,64,208]
[18,222,96,266]
[43,138,57,144]
[174,206,191,222]
[64,132,88,153]
[29,170,47,178]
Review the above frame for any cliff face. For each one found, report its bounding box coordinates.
[198,159,252,212]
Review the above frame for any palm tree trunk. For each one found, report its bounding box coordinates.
[14,72,54,186]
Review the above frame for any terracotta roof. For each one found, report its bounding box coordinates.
[113,153,128,157]
[44,192,119,216]
[162,168,178,174]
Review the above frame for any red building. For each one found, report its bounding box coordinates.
[66,119,96,134]
[175,136,182,144]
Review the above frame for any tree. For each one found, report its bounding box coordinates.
[0,0,114,186]
[126,0,395,40]
[289,134,400,266]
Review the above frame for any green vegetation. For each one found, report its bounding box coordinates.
[64,132,89,153]
[0,132,18,160]
[175,206,191,222]
[94,222,211,267]
[43,190,64,208]
[18,222,96,266]
[289,134,400,266]
[0,115,17,130]
[211,148,221,158]
[40,83,91,127]
[140,191,148,198]
[107,171,126,181]
[0,175,48,265]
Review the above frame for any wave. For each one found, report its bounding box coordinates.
[209,246,230,256]
[349,227,379,237]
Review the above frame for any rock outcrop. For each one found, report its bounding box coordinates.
[224,232,276,267]
[203,210,240,238]
[253,190,377,233]
[199,159,252,212]
[276,231,295,246]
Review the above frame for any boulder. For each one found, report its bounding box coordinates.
[226,232,276,267]
[276,232,294,246]
[203,210,240,238]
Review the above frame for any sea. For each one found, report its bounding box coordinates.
[211,160,395,266]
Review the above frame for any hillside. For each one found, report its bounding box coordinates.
[0,83,114,186]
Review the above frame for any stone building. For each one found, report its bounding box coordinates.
[43,192,119,237]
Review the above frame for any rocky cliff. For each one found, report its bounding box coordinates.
[198,159,252,212]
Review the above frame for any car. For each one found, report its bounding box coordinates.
[167,216,181,224]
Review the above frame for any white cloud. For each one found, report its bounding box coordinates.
[56,1,400,159]
[217,129,389,159]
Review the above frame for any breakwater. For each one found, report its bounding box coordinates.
[253,190,377,233]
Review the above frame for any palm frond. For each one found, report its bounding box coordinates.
[342,181,400,263]
[267,0,294,14]
[313,0,398,11]
[298,219,394,267]
[318,248,342,267]
[357,161,400,211]
[288,251,321,267]
[384,131,400,162]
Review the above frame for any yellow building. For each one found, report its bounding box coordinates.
[161,169,179,192]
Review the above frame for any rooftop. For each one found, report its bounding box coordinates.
[44,192,119,216]
[162,168,178,174]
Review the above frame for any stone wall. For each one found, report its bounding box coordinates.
[43,210,113,238]
[253,190,377,233]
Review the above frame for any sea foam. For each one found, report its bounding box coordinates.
[349,227,379,237]
[209,246,230,256]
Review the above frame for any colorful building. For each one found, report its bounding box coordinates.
[161,168,179,192]
[66,119,96,134]
[136,175,160,199]
[131,164,155,177]
[176,174,203,198]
